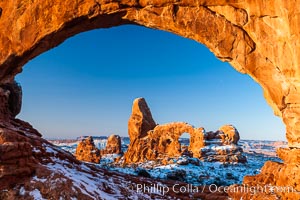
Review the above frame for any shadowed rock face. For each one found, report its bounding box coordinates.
[0,0,299,199]
[0,81,22,120]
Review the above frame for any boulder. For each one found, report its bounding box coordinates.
[218,125,240,145]
[0,81,22,121]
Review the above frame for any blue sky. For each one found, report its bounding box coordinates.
[16,25,286,141]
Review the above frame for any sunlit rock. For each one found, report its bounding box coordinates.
[101,134,122,155]
[75,136,101,163]
[124,98,245,164]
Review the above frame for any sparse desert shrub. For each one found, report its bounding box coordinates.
[212,177,228,186]
[166,170,186,181]
[225,172,234,179]
[137,169,151,178]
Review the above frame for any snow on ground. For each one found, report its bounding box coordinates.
[240,140,287,157]
[29,189,46,200]
[50,138,286,187]
[25,143,163,200]
[100,155,259,186]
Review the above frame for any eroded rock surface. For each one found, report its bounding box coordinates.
[228,147,300,199]
[219,124,240,145]
[124,98,205,163]
[201,125,246,163]
[75,136,101,163]
[125,121,206,163]
[1,120,229,200]
[124,98,245,164]
[128,97,156,139]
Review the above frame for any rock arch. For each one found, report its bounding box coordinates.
[124,98,206,162]
[124,98,245,164]
[0,0,299,199]
[148,122,205,158]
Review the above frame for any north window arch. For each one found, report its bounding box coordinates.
[15,25,285,142]
[0,1,295,147]
[0,1,299,199]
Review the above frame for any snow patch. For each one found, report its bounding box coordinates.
[29,189,45,200]
[19,186,25,196]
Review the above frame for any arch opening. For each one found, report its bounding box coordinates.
[0,1,290,145]
[16,25,285,142]
[179,133,191,156]
[13,25,287,190]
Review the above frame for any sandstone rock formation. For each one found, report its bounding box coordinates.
[75,136,101,163]
[1,120,229,200]
[201,125,246,163]
[219,124,240,145]
[0,0,299,149]
[228,147,300,199]
[199,144,246,163]
[128,98,156,139]
[0,121,39,181]
[125,121,205,163]
[101,134,122,155]
[124,97,206,163]
[0,1,299,199]
[124,98,245,164]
